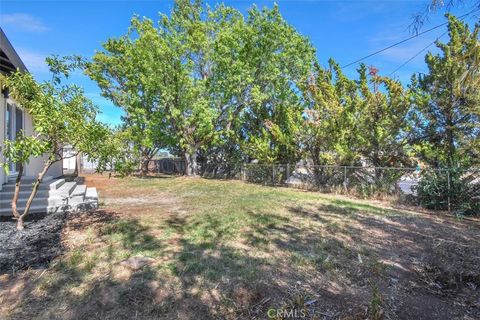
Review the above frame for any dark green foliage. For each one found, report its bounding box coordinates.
[415,170,450,210]
[416,168,480,215]
[411,15,480,167]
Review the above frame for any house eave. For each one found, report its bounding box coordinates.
[0,27,28,75]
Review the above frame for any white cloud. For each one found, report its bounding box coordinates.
[0,13,49,33]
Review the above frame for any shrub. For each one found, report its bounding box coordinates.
[415,168,480,215]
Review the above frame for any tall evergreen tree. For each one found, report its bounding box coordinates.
[356,64,414,168]
[298,60,360,166]
[411,14,480,167]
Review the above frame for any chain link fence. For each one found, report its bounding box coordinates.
[147,159,479,215]
[149,158,185,174]
[240,164,479,215]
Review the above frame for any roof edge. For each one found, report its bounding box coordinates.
[0,27,29,73]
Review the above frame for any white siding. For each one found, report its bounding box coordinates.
[0,98,62,186]
[0,95,5,189]
[23,112,63,178]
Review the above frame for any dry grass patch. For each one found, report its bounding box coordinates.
[1,174,479,319]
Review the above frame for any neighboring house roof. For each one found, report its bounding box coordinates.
[0,27,28,75]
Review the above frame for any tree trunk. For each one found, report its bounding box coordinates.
[17,160,53,230]
[446,116,455,166]
[11,163,24,220]
[73,153,81,176]
[140,150,152,175]
[140,158,150,175]
[184,148,198,177]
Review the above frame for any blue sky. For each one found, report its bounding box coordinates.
[1,0,478,126]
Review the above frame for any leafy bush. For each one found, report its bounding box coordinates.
[349,168,403,198]
[113,159,138,177]
[415,169,480,215]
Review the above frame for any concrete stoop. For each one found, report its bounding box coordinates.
[0,176,99,216]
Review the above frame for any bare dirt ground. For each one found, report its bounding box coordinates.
[0,174,479,320]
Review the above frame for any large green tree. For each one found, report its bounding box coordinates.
[86,19,171,174]
[411,15,480,167]
[231,5,316,164]
[297,60,360,167]
[298,61,413,168]
[87,0,315,174]
[356,65,414,168]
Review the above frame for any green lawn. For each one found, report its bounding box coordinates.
[2,175,479,320]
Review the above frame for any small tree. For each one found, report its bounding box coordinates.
[1,59,109,230]
[1,133,48,223]
[93,127,140,177]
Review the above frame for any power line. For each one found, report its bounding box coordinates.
[342,8,480,69]
[388,31,448,77]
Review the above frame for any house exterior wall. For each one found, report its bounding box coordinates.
[0,96,62,188]
[0,94,5,190]
[22,107,63,178]
[1,28,62,187]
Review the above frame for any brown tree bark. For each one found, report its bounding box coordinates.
[17,159,53,230]
[140,148,157,176]
[73,153,81,176]
[140,158,150,175]
[184,148,198,177]
[11,163,24,220]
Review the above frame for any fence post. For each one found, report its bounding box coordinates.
[343,166,347,193]
[272,164,275,185]
[241,163,246,181]
[447,169,451,213]
[286,163,290,182]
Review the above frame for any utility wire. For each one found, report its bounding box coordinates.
[388,30,448,77]
[342,8,480,69]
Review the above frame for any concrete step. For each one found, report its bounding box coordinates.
[0,189,50,200]
[1,179,65,192]
[0,197,49,209]
[6,175,53,184]
[0,205,47,216]
[0,194,82,213]
[0,178,98,216]
[84,187,99,210]
[0,183,75,201]
[50,181,77,197]
[70,184,87,197]
[68,195,86,207]
[85,187,98,200]
[0,204,70,216]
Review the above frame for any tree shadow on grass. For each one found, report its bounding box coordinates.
[327,199,410,216]
[163,214,276,314]
[287,198,480,319]
[166,208,378,318]
[3,198,479,320]
[3,208,305,319]
[161,212,344,319]
[1,209,217,320]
